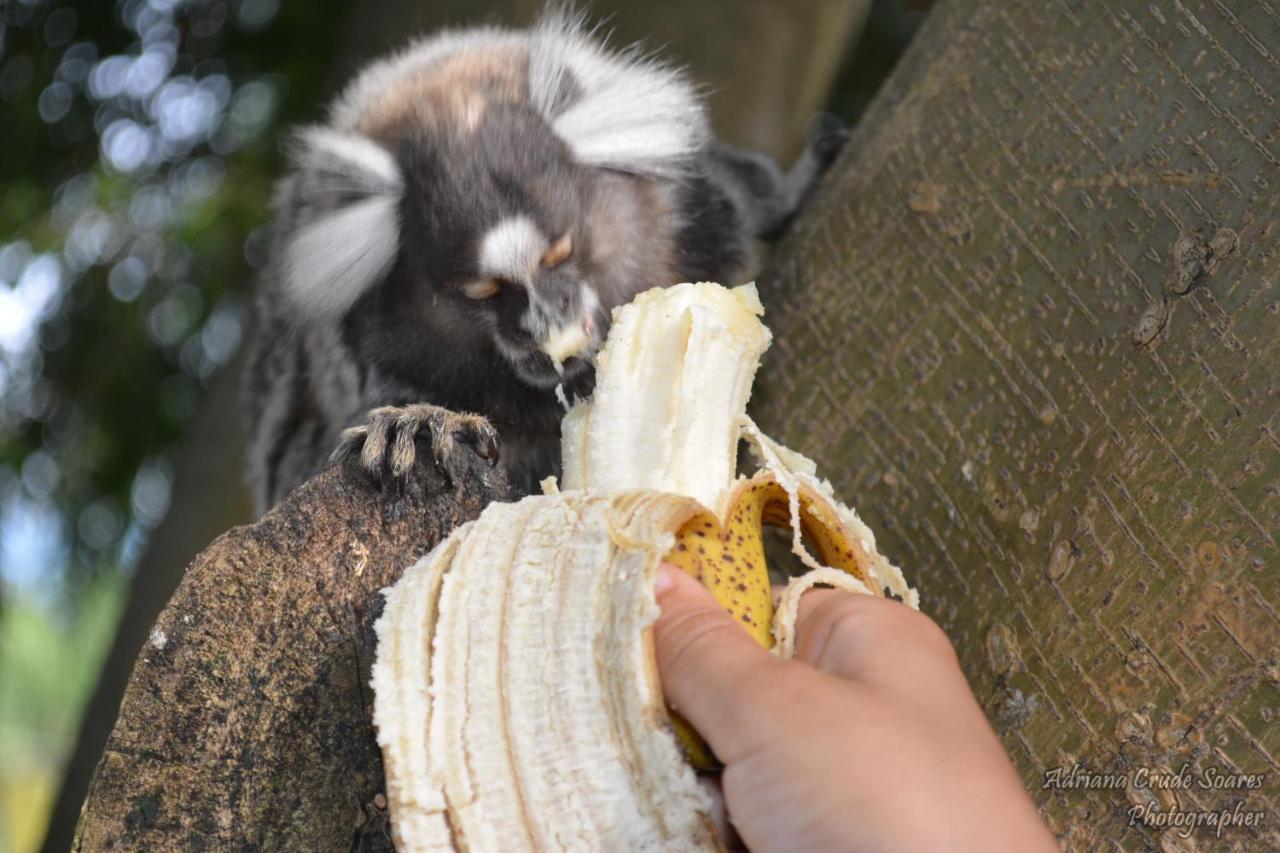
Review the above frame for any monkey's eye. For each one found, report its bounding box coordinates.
[541,232,572,269]
[462,279,503,300]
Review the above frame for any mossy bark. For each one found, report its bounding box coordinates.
[754,1,1279,849]
[73,456,509,850]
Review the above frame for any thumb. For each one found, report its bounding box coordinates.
[652,563,792,763]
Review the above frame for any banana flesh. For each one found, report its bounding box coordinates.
[374,491,719,849]
[372,282,918,851]
[560,282,771,510]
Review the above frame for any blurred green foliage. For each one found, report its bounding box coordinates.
[0,0,345,606]
[0,0,344,848]
[1,571,124,850]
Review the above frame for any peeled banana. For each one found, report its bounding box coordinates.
[372,282,918,851]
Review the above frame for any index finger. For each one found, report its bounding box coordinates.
[652,564,801,764]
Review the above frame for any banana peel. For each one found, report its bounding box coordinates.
[663,467,893,768]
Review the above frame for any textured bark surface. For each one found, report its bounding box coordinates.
[754,1,1278,849]
[45,357,255,853]
[73,454,509,850]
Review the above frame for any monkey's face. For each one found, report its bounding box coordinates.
[276,19,708,407]
[400,107,609,389]
[462,213,602,389]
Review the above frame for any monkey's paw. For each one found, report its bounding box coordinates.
[331,404,499,494]
[805,112,849,175]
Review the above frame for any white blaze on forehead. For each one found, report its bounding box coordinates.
[479,216,544,282]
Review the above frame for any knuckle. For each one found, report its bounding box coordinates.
[799,594,900,666]
[804,606,869,672]
[905,610,958,660]
[799,593,957,672]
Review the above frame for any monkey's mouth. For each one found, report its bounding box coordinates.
[497,308,603,389]
[508,313,602,389]
[511,348,594,389]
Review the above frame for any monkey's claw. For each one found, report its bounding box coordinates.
[331,405,500,495]
[805,112,849,173]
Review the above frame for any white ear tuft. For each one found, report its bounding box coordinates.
[530,13,709,178]
[326,14,708,180]
[282,195,401,318]
[277,127,403,318]
[290,126,402,189]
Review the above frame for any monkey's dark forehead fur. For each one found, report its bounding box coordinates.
[392,103,587,276]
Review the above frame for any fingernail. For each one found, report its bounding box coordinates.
[654,563,677,595]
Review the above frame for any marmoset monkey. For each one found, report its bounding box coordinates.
[244,11,843,514]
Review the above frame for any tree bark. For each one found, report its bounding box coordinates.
[753,1,1279,849]
[42,357,254,853]
[43,4,868,849]
[73,451,509,850]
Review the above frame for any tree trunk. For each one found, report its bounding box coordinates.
[753,1,1278,849]
[73,452,510,850]
[43,3,868,848]
[42,357,254,853]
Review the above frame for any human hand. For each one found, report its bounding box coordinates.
[652,563,1058,852]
